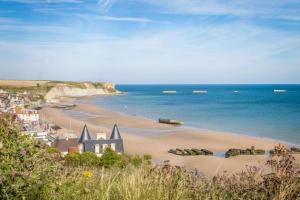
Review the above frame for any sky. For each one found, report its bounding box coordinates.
[0,0,300,84]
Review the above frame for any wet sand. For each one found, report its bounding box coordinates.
[40,98,300,177]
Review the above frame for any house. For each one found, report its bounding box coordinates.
[53,124,124,156]
[21,129,55,146]
[16,107,39,123]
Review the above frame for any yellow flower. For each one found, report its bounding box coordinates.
[82,171,93,178]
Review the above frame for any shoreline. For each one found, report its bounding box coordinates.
[40,96,300,177]
[85,96,298,147]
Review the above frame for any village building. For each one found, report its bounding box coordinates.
[15,106,40,123]
[53,124,124,156]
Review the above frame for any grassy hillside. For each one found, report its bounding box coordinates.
[0,114,299,200]
[0,80,116,95]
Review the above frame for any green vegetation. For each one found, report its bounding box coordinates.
[47,81,87,89]
[92,82,105,88]
[0,83,53,98]
[0,81,117,99]
[0,114,299,200]
[64,149,150,169]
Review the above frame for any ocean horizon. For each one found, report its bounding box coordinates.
[91,84,300,145]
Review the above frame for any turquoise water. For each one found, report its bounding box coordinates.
[92,85,300,145]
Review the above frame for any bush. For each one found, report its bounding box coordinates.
[143,154,152,165]
[47,147,59,154]
[64,152,81,166]
[100,147,121,168]
[65,152,101,167]
[0,114,61,199]
[130,155,143,167]
[80,152,101,167]
[1,114,299,200]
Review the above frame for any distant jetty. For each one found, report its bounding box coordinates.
[158,118,184,125]
[192,90,207,94]
[273,89,287,93]
[162,90,177,94]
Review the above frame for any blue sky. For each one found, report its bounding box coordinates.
[0,0,300,83]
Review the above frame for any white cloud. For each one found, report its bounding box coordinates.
[1,23,299,83]
[77,14,154,23]
[1,0,300,83]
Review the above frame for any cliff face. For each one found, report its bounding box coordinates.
[45,82,118,101]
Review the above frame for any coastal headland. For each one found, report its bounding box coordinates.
[40,96,300,177]
[0,80,119,102]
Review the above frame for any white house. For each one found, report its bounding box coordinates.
[17,109,39,122]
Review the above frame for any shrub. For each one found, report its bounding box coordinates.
[47,147,59,154]
[143,154,152,165]
[64,152,81,166]
[100,147,121,168]
[80,152,101,167]
[1,114,299,200]
[0,114,61,199]
[130,155,143,167]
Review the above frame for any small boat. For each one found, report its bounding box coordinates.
[158,118,184,125]
[193,90,207,94]
[162,90,177,94]
[233,90,239,93]
[273,89,287,93]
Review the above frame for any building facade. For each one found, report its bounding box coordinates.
[16,107,39,123]
[53,124,124,156]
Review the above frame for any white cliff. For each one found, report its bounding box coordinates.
[45,82,119,101]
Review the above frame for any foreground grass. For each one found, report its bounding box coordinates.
[0,114,299,200]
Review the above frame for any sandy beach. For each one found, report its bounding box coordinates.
[40,98,300,177]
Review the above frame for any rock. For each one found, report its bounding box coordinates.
[191,149,203,155]
[290,147,300,153]
[201,149,213,156]
[169,148,213,156]
[225,149,241,158]
[255,149,266,155]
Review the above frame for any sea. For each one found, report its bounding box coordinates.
[91,84,300,145]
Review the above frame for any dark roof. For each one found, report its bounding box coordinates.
[52,138,79,152]
[79,124,91,143]
[110,124,122,140]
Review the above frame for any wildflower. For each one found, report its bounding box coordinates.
[82,171,93,178]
